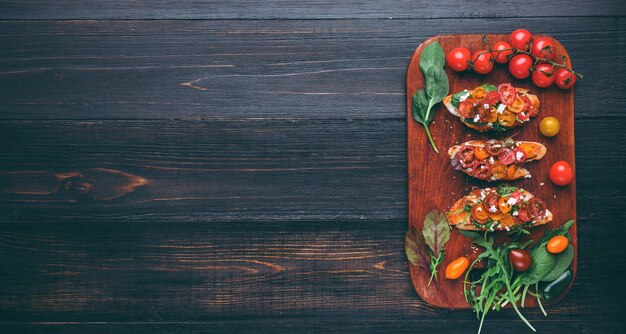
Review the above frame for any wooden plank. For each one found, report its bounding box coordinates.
[406,34,576,308]
[1,18,625,120]
[0,118,623,222]
[0,0,624,19]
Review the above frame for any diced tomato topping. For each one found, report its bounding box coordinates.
[484,91,501,105]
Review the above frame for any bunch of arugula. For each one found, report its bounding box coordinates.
[460,220,575,334]
[412,41,449,153]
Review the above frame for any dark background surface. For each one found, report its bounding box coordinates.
[1,1,625,333]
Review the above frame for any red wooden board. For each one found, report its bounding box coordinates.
[406,34,577,308]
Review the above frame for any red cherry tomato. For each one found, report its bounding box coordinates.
[447,47,472,72]
[471,50,494,75]
[509,249,532,272]
[513,147,527,163]
[497,83,516,105]
[508,54,533,79]
[532,63,555,88]
[510,29,532,51]
[498,148,516,165]
[484,91,501,105]
[531,37,556,61]
[555,67,577,89]
[491,41,514,64]
[518,207,532,222]
[549,161,574,186]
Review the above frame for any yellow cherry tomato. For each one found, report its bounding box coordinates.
[474,146,490,160]
[498,197,512,213]
[498,110,517,127]
[540,117,561,137]
[445,256,470,280]
[472,87,487,99]
[547,236,569,254]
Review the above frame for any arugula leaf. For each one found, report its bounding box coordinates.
[420,42,446,74]
[541,245,574,282]
[412,41,448,153]
[496,184,518,196]
[517,246,556,285]
[404,226,430,270]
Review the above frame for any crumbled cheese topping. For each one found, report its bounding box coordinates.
[483,103,490,109]
[489,205,497,213]
[516,151,524,161]
[480,191,486,200]
[507,197,517,205]
[459,90,470,102]
[524,174,532,178]
[488,156,495,164]
[545,209,552,218]
[473,115,481,122]
[540,182,545,186]
[512,211,519,216]
[496,104,507,114]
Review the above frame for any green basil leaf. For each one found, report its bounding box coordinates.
[425,66,449,112]
[419,41,445,74]
[541,245,574,282]
[422,210,450,256]
[405,227,430,270]
[480,84,497,92]
[490,122,508,132]
[450,90,468,108]
[517,246,556,285]
[411,89,429,125]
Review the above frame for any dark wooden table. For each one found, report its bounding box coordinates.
[1,1,625,333]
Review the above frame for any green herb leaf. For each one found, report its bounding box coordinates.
[422,210,451,256]
[419,41,446,74]
[480,84,497,92]
[496,184,518,196]
[411,89,430,124]
[517,246,556,285]
[535,220,575,247]
[541,245,574,282]
[450,90,468,108]
[412,41,448,153]
[404,226,430,270]
[425,66,450,113]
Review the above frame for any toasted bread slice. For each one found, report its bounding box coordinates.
[447,187,553,231]
[448,140,547,181]
[444,85,539,132]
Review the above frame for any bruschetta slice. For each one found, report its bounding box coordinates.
[449,138,546,181]
[443,83,540,132]
[447,186,553,231]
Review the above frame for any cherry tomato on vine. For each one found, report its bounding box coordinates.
[549,161,574,186]
[532,63,555,88]
[509,249,532,272]
[491,41,514,64]
[555,67,577,89]
[531,37,556,61]
[539,117,560,137]
[445,256,469,280]
[547,236,569,254]
[446,47,472,72]
[508,54,533,79]
[510,29,532,51]
[471,50,494,75]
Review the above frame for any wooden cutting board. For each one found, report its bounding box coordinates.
[406,34,577,308]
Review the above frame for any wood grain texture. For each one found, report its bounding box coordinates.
[1,18,625,120]
[0,0,624,19]
[0,118,625,333]
[1,2,626,332]
[406,34,576,308]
